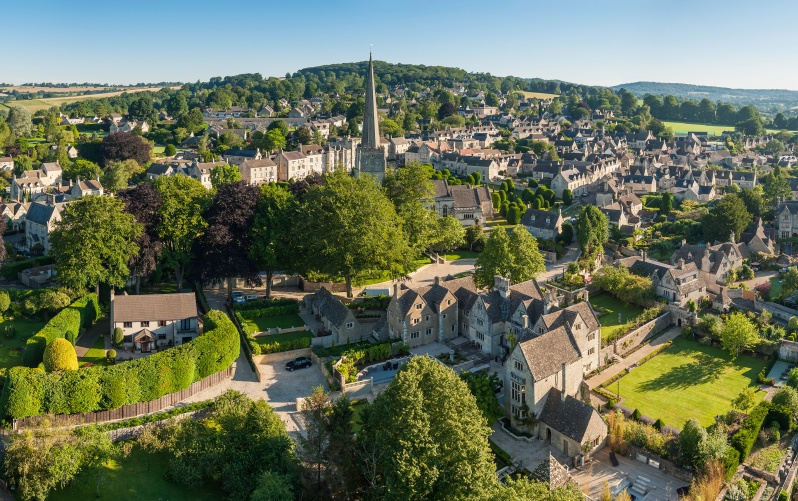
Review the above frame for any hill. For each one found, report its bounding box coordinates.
[612,81,798,110]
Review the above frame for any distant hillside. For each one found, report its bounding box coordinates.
[612,81,798,111]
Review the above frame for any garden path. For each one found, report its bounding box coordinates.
[587,327,681,389]
[74,317,108,358]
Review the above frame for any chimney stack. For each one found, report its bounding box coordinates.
[522,314,529,330]
[434,276,440,286]
[393,283,399,300]
[561,362,567,402]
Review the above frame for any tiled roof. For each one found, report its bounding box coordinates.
[539,387,607,443]
[113,292,197,322]
[518,326,581,381]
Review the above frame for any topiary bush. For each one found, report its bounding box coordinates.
[632,408,642,421]
[731,401,771,460]
[23,294,99,367]
[113,327,124,347]
[106,349,117,362]
[43,338,79,372]
[0,290,10,315]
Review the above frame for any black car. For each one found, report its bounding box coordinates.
[285,357,312,371]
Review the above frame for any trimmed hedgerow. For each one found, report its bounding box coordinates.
[0,309,238,420]
[23,294,100,368]
[236,304,300,320]
[731,401,771,461]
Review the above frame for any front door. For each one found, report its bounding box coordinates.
[142,341,151,353]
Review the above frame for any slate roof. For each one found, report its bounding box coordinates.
[113,292,197,322]
[223,149,259,158]
[539,302,600,334]
[25,202,59,226]
[531,453,572,490]
[518,326,581,381]
[623,257,672,280]
[521,209,559,229]
[539,387,607,443]
[313,287,352,329]
[240,158,276,168]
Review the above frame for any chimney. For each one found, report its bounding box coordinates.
[522,314,529,330]
[678,258,685,269]
[434,276,440,286]
[393,283,399,300]
[561,362,567,402]
[494,276,509,299]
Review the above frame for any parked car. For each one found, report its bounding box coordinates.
[245,293,258,301]
[285,357,312,372]
[232,291,246,305]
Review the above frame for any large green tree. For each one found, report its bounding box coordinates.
[383,162,438,254]
[720,312,760,359]
[702,194,752,243]
[359,356,497,500]
[299,171,411,297]
[50,196,141,291]
[473,226,545,288]
[249,184,297,298]
[210,163,242,188]
[153,175,211,290]
[575,205,609,260]
[430,216,465,255]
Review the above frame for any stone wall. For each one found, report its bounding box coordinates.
[625,443,694,484]
[780,340,798,363]
[254,347,312,364]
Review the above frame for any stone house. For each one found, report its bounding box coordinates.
[275,150,311,181]
[110,120,149,133]
[25,200,65,254]
[238,157,277,185]
[670,239,743,293]
[623,256,707,306]
[529,301,602,374]
[69,178,104,198]
[522,208,563,240]
[307,287,365,345]
[223,148,262,166]
[385,278,461,347]
[0,156,13,171]
[110,291,199,352]
[431,179,494,226]
[188,161,218,189]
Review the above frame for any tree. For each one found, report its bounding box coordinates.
[782,267,798,297]
[659,192,673,216]
[497,477,584,501]
[562,188,573,205]
[702,194,751,243]
[260,129,286,153]
[249,184,297,298]
[0,290,10,315]
[101,159,142,192]
[299,171,411,297]
[63,158,103,182]
[267,119,289,136]
[118,183,163,294]
[735,117,764,137]
[250,471,294,501]
[50,196,142,291]
[738,187,764,218]
[731,387,757,412]
[127,95,157,124]
[100,132,151,166]
[6,106,33,138]
[164,143,177,156]
[43,338,79,372]
[194,181,260,297]
[460,371,503,426]
[430,216,465,254]
[558,221,574,245]
[464,224,486,252]
[154,176,211,290]
[176,107,205,134]
[359,356,497,500]
[437,102,457,120]
[297,386,331,492]
[786,368,798,391]
[210,163,242,188]
[679,418,708,469]
[473,227,545,288]
[575,205,609,260]
[772,386,798,418]
[720,312,760,359]
[166,93,189,118]
[762,171,791,205]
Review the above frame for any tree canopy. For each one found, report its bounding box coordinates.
[473,226,545,288]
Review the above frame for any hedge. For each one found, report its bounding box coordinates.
[724,447,741,480]
[23,294,100,368]
[767,404,792,432]
[0,256,53,279]
[237,303,300,320]
[250,335,311,355]
[0,309,239,420]
[234,297,296,311]
[731,401,771,461]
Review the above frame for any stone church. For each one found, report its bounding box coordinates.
[355,53,387,182]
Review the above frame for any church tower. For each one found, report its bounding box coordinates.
[355,52,387,182]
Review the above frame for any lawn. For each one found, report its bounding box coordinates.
[613,337,769,428]
[244,313,306,333]
[589,294,644,342]
[352,257,431,286]
[254,330,312,345]
[0,317,47,369]
[662,120,796,136]
[79,335,110,367]
[350,399,370,434]
[770,276,783,300]
[748,437,789,472]
[445,250,480,261]
[48,446,225,501]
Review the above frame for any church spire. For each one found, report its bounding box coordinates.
[362,52,380,149]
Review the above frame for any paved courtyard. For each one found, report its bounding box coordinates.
[490,422,571,473]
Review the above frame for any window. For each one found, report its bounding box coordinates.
[447,300,451,305]
[514,359,523,371]
[140,321,149,328]
[157,333,167,340]
[411,331,420,339]
[158,320,167,327]
[346,322,354,329]
[415,303,422,310]
[442,314,447,319]
[425,315,430,322]
[588,347,595,356]
[412,318,420,325]
[511,380,525,403]
[180,318,191,331]
[588,333,595,341]
[477,332,485,342]
[425,328,432,336]
[123,322,132,328]
[574,322,581,330]
[123,335,132,343]
[477,318,484,326]
[451,325,455,332]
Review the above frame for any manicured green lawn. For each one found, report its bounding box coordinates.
[770,277,783,300]
[79,335,110,367]
[48,446,225,501]
[153,145,166,155]
[352,257,431,286]
[244,314,306,333]
[0,317,47,369]
[589,294,644,342]
[614,337,768,428]
[350,399,370,434]
[445,250,480,261]
[254,329,312,344]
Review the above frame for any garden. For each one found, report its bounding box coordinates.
[589,294,646,343]
[610,337,769,427]
[0,317,47,369]
[232,297,313,355]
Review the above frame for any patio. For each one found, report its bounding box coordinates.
[767,360,797,387]
[570,448,689,501]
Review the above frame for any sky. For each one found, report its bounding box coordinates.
[4,0,798,90]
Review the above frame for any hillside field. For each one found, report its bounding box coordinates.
[662,120,796,136]
[1,86,178,112]
[520,91,559,100]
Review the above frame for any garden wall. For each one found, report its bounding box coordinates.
[299,278,347,293]
[254,347,312,364]
[612,312,673,357]
[779,340,798,363]
[625,443,694,484]
[13,367,233,430]
[253,325,310,336]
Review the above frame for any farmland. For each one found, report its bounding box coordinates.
[0,86,179,112]
[662,120,796,136]
[520,91,559,100]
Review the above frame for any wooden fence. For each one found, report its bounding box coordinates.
[12,366,234,430]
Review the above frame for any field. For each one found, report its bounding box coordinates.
[244,313,306,333]
[520,91,559,100]
[0,317,47,369]
[0,85,116,93]
[1,86,179,112]
[48,447,225,501]
[614,337,768,427]
[662,120,797,136]
[589,294,644,342]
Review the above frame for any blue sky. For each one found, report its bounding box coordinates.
[5,0,798,90]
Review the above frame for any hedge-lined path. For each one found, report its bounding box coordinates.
[586,326,680,389]
[74,317,109,358]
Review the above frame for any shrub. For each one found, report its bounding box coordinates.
[113,327,124,347]
[23,294,99,367]
[723,447,741,480]
[106,349,117,361]
[0,310,239,420]
[632,408,642,421]
[43,338,79,372]
[0,291,9,315]
[731,401,771,460]
[164,144,177,156]
[236,303,301,320]
[767,405,792,432]
[681,326,693,338]
[653,418,664,430]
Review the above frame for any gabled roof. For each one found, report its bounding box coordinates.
[113,292,196,322]
[539,387,607,443]
[312,287,352,329]
[25,202,60,226]
[518,326,581,382]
